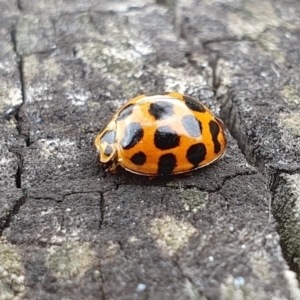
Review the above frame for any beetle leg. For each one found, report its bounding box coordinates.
[108,157,119,173]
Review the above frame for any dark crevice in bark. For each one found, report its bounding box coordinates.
[215,84,300,193]
[99,192,105,228]
[10,27,27,189]
[72,47,78,57]
[206,33,300,284]
[97,265,106,300]
[15,152,23,188]
[11,29,25,105]
[270,167,300,280]
[156,0,167,4]
[202,36,254,47]
[174,3,300,284]
[11,26,28,144]
[17,0,22,10]
[2,23,28,234]
[0,190,27,236]
[210,57,300,280]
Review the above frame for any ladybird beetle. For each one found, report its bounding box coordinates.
[94,92,227,176]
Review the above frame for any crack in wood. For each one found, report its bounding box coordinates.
[0,190,27,236]
[99,192,105,229]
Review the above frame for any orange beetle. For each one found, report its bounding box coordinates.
[94,92,227,176]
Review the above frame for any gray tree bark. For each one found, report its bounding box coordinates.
[0,0,300,299]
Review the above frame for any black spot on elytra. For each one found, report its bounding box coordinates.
[209,120,221,154]
[154,126,180,150]
[183,95,206,113]
[130,151,147,165]
[157,153,177,175]
[148,101,174,120]
[186,143,206,167]
[104,145,113,156]
[121,122,144,150]
[181,115,202,137]
[100,130,115,144]
[117,104,134,121]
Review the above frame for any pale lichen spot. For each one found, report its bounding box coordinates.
[16,15,54,55]
[180,188,208,212]
[93,269,102,279]
[87,100,102,110]
[22,53,40,79]
[128,236,140,243]
[0,237,26,299]
[183,279,205,300]
[38,138,76,159]
[47,242,93,279]
[103,241,121,260]
[156,62,207,94]
[220,275,262,300]
[227,1,279,39]
[105,99,127,110]
[256,31,285,63]
[284,270,300,300]
[150,216,198,256]
[74,41,142,98]
[0,85,22,111]
[41,57,61,80]
[249,249,271,281]
[65,90,92,106]
[279,113,300,142]
[280,86,300,107]
[39,139,60,159]
[5,87,22,108]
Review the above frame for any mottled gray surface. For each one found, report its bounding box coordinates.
[175,0,300,282]
[1,0,300,299]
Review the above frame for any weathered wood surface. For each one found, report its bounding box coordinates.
[1,0,300,299]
